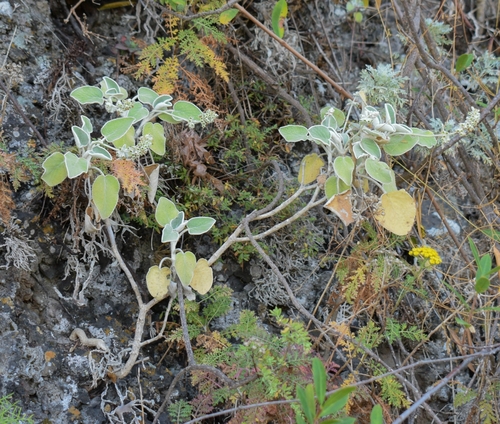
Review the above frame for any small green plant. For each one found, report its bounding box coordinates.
[468,237,500,294]
[295,358,383,424]
[279,96,437,236]
[0,394,34,424]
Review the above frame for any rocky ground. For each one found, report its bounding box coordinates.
[1,0,500,423]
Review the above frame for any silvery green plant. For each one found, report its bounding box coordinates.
[278,93,438,235]
[41,77,217,300]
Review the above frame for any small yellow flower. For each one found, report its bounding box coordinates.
[409,246,442,265]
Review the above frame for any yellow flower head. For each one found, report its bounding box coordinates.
[409,246,442,265]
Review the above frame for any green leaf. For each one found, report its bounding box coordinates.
[321,418,356,424]
[112,126,135,148]
[175,251,196,287]
[153,95,173,110]
[325,176,350,198]
[413,128,437,148]
[364,158,394,184]
[321,106,345,127]
[126,102,149,123]
[320,387,355,417]
[64,152,89,179]
[158,112,182,124]
[333,156,354,186]
[455,53,474,72]
[312,358,326,406]
[171,101,202,122]
[384,103,396,124]
[100,76,127,99]
[72,125,90,148]
[370,404,383,424]
[156,197,179,227]
[468,237,481,265]
[81,116,93,134]
[90,145,113,160]
[170,211,184,230]
[161,224,180,243]
[384,133,418,156]
[279,125,308,142]
[143,122,166,155]
[186,217,216,235]
[475,275,490,294]
[92,175,120,219]
[360,138,381,159]
[70,86,104,105]
[271,0,287,38]
[354,11,363,23]
[41,152,68,186]
[297,384,315,423]
[478,254,492,276]
[137,87,158,105]
[219,8,238,24]
[101,117,135,142]
[309,125,331,145]
[455,317,471,328]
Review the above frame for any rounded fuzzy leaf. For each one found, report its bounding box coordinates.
[171,101,202,122]
[384,133,418,156]
[384,103,396,124]
[152,95,173,109]
[92,175,120,219]
[321,106,345,127]
[161,224,180,243]
[298,153,324,185]
[64,152,89,179]
[90,145,112,160]
[81,116,93,134]
[72,125,90,148]
[325,176,350,198]
[308,125,331,145]
[175,251,196,287]
[41,152,68,186]
[186,217,216,235]
[190,259,213,295]
[146,265,171,299]
[170,211,185,230]
[360,138,381,159]
[112,126,135,148]
[138,87,158,105]
[70,86,104,105]
[334,156,354,186]
[219,8,238,24]
[413,128,438,148]
[374,189,416,236]
[279,125,308,142]
[158,112,182,124]
[364,158,394,184]
[143,122,166,155]
[126,102,149,123]
[271,0,287,38]
[101,117,135,143]
[156,197,179,227]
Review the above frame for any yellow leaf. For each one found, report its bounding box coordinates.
[324,190,354,226]
[190,259,213,295]
[374,190,416,236]
[146,266,171,299]
[298,153,324,185]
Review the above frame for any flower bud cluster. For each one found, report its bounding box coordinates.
[104,98,135,115]
[455,107,480,136]
[116,134,153,160]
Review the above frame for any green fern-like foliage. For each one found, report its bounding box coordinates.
[357,64,408,108]
[133,1,229,95]
[384,317,427,344]
[189,308,317,422]
[168,399,193,423]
